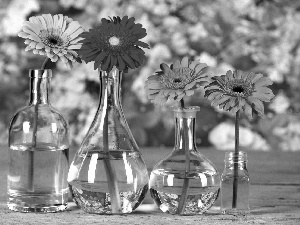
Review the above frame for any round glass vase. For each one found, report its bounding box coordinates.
[221,151,250,215]
[8,69,69,213]
[68,67,149,214]
[149,107,220,215]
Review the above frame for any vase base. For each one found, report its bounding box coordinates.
[150,187,219,215]
[70,181,149,214]
[7,203,67,213]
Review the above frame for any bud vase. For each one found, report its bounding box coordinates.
[221,151,250,215]
[8,69,70,212]
[149,107,220,215]
[68,67,149,214]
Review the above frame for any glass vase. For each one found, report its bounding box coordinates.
[8,69,69,212]
[221,151,250,215]
[68,67,149,214]
[149,107,220,215]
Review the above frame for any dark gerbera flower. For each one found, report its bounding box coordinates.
[77,16,149,72]
[205,70,274,119]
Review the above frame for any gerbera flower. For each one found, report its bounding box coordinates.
[77,16,149,72]
[145,57,210,105]
[18,14,84,67]
[205,70,274,119]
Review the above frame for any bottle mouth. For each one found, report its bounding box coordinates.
[29,69,52,78]
[225,151,247,162]
[173,106,200,118]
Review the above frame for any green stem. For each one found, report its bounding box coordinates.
[177,99,190,214]
[102,74,121,213]
[232,110,240,209]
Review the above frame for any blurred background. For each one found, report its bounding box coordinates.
[1,0,300,152]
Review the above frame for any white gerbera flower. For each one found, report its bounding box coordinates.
[18,14,84,67]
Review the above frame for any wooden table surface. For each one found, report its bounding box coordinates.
[0,146,300,224]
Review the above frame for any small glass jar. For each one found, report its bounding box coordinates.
[221,151,250,215]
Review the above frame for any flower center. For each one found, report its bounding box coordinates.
[174,78,182,83]
[232,86,244,93]
[226,79,253,97]
[109,36,120,46]
[162,67,194,89]
[39,29,70,49]
[48,37,58,45]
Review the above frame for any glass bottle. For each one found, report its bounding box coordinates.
[149,107,220,215]
[68,67,149,214]
[8,69,69,212]
[221,151,250,215]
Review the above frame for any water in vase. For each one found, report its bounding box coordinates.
[8,143,69,212]
[68,150,149,214]
[150,169,220,215]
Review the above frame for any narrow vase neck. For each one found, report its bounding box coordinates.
[29,69,51,105]
[99,68,122,108]
[174,107,199,151]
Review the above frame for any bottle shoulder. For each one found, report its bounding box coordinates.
[9,104,69,128]
[153,148,219,174]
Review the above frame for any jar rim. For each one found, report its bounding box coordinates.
[225,151,247,162]
[29,69,52,78]
[172,106,200,112]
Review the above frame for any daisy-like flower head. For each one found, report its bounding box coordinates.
[145,57,210,105]
[77,16,149,72]
[205,70,274,119]
[18,14,84,67]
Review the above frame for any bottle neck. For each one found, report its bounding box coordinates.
[99,68,122,108]
[29,70,51,105]
[224,151,248,169]
[174,108,199,151]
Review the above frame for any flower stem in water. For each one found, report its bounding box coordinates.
[29,58,49,192]
[177,99,190,214]
[232,110,240,209]
[102,75,121,213]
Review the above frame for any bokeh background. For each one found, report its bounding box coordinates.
[1,0,300,152]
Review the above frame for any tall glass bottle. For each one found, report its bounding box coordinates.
[149,107,220,215]
[68,67,149,214]
[221,151,250,215]
[8,69,69,212]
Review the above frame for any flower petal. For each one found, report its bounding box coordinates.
[93,51,107,70]
[122,53,135,69]
[248,96,264,116]
[243,102,253,120]
[252,91,274,102]
[251,73,264,83]
[173,60,181,69]
[181,57,189,67]
[254,77,273,87]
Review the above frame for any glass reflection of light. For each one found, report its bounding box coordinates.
[88,153,98,183]
[123,152,134,185]
[167,174,174,186]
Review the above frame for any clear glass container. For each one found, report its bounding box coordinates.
[68,67,149,214]
[149,107,220,215]
[221,151,250,215]
[8,69,69,212]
